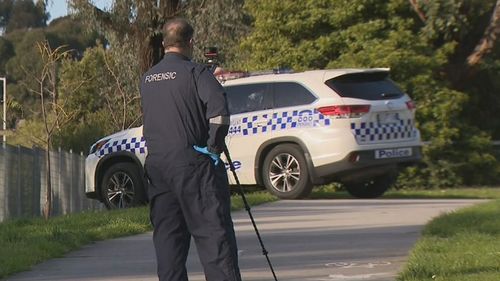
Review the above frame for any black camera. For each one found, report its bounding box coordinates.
[204,47,219,72]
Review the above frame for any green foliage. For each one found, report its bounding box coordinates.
[184,0,249,66]
[0,0,48,33]
[7,119,46,148]
[60,0,249,151]
[0,16,101,146]
[420,0,496,45]
[0,0,14,29]
[239,0,500,188]
[101,37,142,130]
[58,46,108,119]
[53,43,142,153]
[0,37,14,73]
[45,16,103,58]
[4,29,47,119]
[52,111,110,154]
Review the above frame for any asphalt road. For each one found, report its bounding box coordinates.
[5,199,483,281]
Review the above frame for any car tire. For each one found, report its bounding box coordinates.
[100,162,146,209]
[343,172,396,199]
[262,144,313,199]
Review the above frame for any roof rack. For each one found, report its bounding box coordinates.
[215,67,294,83]
[248,67,294,76]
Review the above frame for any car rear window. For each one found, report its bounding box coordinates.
[325,72,404,100]
[273,82,316,108]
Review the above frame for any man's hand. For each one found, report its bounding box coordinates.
[193,145,220,165]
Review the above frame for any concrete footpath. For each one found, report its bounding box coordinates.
[5,199,483,281]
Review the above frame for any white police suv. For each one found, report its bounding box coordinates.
[85,68,422,208]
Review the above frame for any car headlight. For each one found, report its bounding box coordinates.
[89,139,110,155]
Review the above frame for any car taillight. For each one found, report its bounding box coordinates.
[317,105,371,118]
[406,100,416,110]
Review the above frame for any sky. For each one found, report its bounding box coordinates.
[47,0,112,22]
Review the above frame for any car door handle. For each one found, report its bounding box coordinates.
[254,119,269,127]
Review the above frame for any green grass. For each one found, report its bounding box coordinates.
[309,186,500,200]
[384,188,500,199]
[0,191,277,279]
[231,190,278,210]
[397,200,500,281]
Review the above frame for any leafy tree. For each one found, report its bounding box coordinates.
[238,0,500,188]
[45,16,103,59]
[1,16,101,130]
[409,0,500,186]
[1,0,47,34]
[0,0,14,33]
[408,0,500,134]
[60,0,248,151]
[184,0,248,67]
[69,0,248,72]
[5,29,48,118]
[0,36,14,73]
[70,0,182,74]
[54,44,142,153]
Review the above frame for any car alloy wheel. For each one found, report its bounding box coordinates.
[100,162,146,209]
[262,143,313,199]
[268,153,301,193]
[105,171,135,208]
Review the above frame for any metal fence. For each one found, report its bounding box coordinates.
[0,143,103,222]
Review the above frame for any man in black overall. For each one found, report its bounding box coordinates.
[140,18,242,281]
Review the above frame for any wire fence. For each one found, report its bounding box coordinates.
[0,143,103,222]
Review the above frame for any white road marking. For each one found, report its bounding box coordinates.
[310,272,393,280]
[325,261,392,269]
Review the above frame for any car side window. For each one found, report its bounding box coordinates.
[273,82,316,108]
[224,83,271,115]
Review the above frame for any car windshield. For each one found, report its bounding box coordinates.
[325,72,404,100]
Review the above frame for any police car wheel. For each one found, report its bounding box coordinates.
[343,173,396,199]
[100,163,146,209]
[262,144,313,199]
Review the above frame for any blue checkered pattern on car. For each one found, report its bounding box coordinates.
[96,137,147,157]
[229,109,331,136]
[351,119,417,143]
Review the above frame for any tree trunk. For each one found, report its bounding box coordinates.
[42,141,52,220]
[451,0,500,88]
[138,32,165,74]
[138,0,181,73]
[51,62,59,129]
[409,0,427,23]
[466,0,500,67]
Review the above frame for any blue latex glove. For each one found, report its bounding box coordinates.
[193,145,220,165]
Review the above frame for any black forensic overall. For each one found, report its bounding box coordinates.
[140,52,241,281]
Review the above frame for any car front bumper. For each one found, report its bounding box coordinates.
[85,154,100,198]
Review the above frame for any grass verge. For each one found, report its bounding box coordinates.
[0,191,277,279]
[397,200,500,281]
[310,186,500,200]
